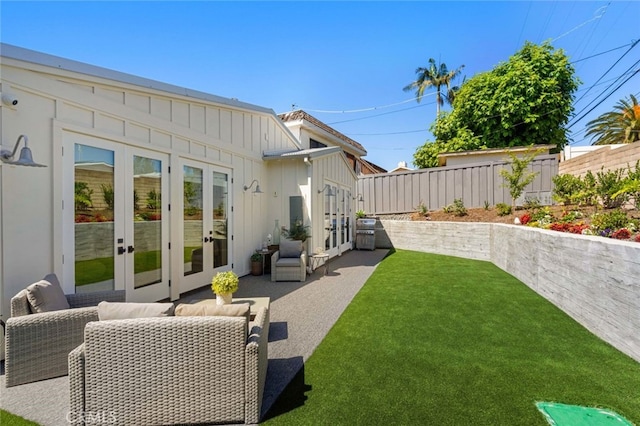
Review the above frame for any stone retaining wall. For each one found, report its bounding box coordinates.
[377,220,640,363]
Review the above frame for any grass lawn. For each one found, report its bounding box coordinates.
[0,410,39,426]
[75,248,191,286]
[265,249,640,425]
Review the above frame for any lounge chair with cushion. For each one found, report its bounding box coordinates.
[4,274,125,387]
[271,238,307,282]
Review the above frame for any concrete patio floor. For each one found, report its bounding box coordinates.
[0,248,388,425]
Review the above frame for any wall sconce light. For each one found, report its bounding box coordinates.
[353,194,364,202]
[243,179,263,194]
[0,134,46,167]
[318,184,335,196]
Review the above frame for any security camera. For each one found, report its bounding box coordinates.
[2,93,19,107]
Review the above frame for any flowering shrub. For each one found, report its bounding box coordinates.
[635,234,640,243]
[611,228,631,240]
[519,213,531,225]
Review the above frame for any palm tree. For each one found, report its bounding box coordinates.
[403,58,465,116]
[586,94,640,145]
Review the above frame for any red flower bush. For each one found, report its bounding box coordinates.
[519,213,531,225]
[611,228,631,240]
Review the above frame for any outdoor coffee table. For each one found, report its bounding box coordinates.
[192,297,270,320]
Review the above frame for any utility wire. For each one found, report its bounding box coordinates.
[568,63,640,129]
[571,38,639,108]
[552,4,608,42]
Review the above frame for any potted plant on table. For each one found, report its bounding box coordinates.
[211,271,239,305]
[250,252,263,276]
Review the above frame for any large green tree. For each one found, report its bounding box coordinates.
[586,94,640,145]
[413,42,580,169]
[403,58,464,116]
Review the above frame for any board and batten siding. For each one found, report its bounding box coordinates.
[358,154,558,214]
[1,54,301,317]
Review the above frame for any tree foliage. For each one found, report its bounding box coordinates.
[413,42,580,169]
[403,58,464,116]
[499,148,543,208]
[586,94,640,145]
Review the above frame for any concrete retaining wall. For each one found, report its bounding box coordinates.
[378,220,640,363]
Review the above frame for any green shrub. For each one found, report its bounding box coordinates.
[100,183,114,210]
[552,174,583,205]
[590,209,630,232]
[522,196,541,210]
[483,200,490,210]
[444,199,467,216]
[573,170,597,206]
[415,201,428,216]
[530,206,554,224]
[74,182,93,211]
[495,203,512,216]
[147,189,161,210]
[595,168,627,209]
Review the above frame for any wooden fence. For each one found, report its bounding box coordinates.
[357,154,558,215]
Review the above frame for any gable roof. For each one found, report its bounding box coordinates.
[278,110,367,156]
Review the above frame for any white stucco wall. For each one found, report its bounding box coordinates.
[378,220,640,363]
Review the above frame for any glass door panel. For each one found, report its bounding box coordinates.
[183,166,204,276]
[74,144,116,292]
[132,156,163,288]
[212,171,228,268]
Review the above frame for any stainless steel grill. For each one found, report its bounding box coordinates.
[355,218,376,250]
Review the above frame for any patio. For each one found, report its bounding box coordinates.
[0,249,389,426]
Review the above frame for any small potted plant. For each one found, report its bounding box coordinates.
[211,271,239,305]
[250,252,263,276]
[281,220,310,242]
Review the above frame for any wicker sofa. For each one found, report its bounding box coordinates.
[271,238,307,282]
[69,306,270,425]
[4,274,125,387]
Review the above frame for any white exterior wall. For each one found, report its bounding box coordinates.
[0,53,300,319]
[309,153,357,256]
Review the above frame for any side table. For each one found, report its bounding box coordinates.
[309,253,330,275]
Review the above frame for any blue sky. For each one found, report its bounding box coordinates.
[2,1,638,171]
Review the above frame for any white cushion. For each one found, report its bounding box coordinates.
[97,301,175,320]
[26,279,70,313]
[175,302,250,324]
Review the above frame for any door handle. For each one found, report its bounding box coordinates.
[117,247,126,255]
[204,237,210,243]
[127,246,135,253]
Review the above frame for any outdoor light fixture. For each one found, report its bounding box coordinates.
[243,179,263,194]
[353,194,364,202]
[0,134,46,167]
[318,184,335,196]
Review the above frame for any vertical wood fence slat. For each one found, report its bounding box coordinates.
[358,155,558,215]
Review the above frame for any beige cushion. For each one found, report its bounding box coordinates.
[280,239,302,258]
[175,302,250,323]
[97,301,175,320]
[26,279,70,313]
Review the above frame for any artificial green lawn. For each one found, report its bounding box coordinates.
[0,410,39,426]
[265,249,640,425]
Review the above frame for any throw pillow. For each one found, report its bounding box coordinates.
[97,301,175,320]
[175,302,250,324]
[26,279,70,313]
[280,239,302,258]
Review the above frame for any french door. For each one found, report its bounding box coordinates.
[63,133,170,302]
[323,184,353,255]
[180,159,232,293]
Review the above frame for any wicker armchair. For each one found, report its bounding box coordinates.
[4,274,125,387]
[271,238,307,282]
[69,307,269,425]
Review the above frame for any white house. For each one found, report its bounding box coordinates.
[0,44,358,321]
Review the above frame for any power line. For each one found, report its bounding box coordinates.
[296,94,434,114]
[552,4,608,42]
[326,101,434,125]
[568,63,640,129]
